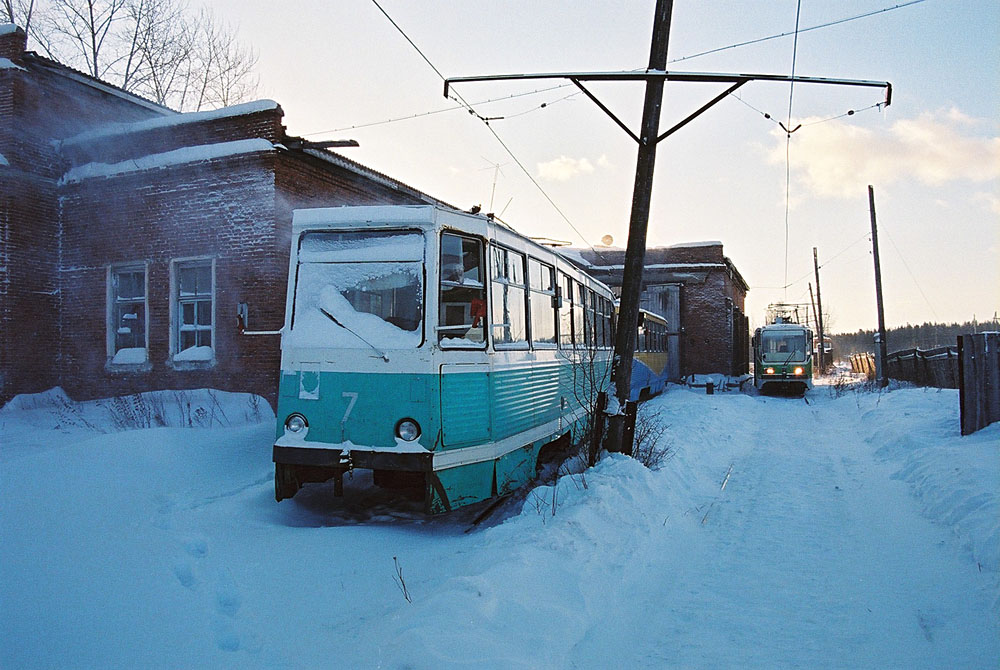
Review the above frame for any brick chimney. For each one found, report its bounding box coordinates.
[0,24,27,63]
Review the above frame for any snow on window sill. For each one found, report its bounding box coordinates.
[105,350,151,374]
[169,346,217,371]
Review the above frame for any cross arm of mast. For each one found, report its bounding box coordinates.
[444,69,892,107]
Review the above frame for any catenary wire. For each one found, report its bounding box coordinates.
[369,0,605,254]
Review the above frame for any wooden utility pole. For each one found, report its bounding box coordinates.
[808,283,818,331]
[813,247,826,375]
[868,185,889,387]
[605,0,674,454]
[444,7,891,457]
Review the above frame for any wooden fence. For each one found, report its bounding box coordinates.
[849,353,875,379]
[884,346,960,389]
[959,332,1000,436]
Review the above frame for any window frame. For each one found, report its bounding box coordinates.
[438,231,487,349]
[106,262,150,369]
[490,244,530,350]
[527,257,557,348]
[169,256,216,368]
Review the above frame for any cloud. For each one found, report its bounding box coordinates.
[974,191,1000,215]
[536,155,596,182]
[768,109,1000,198]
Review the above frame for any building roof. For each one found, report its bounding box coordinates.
[21,51,174,115]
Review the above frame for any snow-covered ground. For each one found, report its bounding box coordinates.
[1,381,997,669]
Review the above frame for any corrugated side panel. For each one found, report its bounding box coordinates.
[532,360,562,426]
[492,366,539,440]
[441,368,491,448]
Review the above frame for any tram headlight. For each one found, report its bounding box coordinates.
[395,419,421,442]
[793,366,805,376]
[765,367,775,375]
[284,413,308,434]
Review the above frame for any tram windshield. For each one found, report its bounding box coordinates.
[289,230,424,349]
[759,330,809,363]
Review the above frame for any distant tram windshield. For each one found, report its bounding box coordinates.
[290,230,424,349]
[759,330,808,362]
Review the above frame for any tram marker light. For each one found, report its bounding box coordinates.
[285,413,308,434]
[765,367,775,375]
[793,367,805,376]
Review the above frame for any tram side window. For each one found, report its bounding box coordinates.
[604,299,614,348]
[575,283,587,348]
[491,246,528,347]
[559,274,574,348]
[439,233,486,347]
[528,258,557,346]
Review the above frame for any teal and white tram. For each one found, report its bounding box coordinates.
[752,320,813,394]
[273,205,616,513]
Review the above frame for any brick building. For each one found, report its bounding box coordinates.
[569,243,750,379]
[0,24,443,406]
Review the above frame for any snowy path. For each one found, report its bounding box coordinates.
[582,395,996,668]
[1,385,997,668]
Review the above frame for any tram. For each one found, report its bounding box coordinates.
[272,205,616,513]
[752,319,813,394]
[630,309,670,400]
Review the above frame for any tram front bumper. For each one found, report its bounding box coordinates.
[273,442,434,473]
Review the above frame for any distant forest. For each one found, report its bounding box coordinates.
[831,318,1000,358]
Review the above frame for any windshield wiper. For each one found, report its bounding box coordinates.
[319,307,390,362]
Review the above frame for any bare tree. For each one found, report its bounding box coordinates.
[2,0,37,33]
[9,0,258,111]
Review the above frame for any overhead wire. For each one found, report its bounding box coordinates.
[879,221,940,320]
[782,0,804,300]
[315,1,920,136]
[369,0,604,254]
[303,85,580,135]
[668,0,927,64]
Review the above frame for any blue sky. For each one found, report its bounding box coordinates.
[213,0,998,332]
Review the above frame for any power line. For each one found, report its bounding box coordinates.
[303,84,578,136]
[369,0,603,253]
[668,0,928,64]
[782,0,804,299]
[880,221,940,320]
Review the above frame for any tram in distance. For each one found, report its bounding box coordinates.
[752,318,813,395]
[630,308,670,401]
[272,204,618,513]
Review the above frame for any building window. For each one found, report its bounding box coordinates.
[109,265,147,365]
[173,259,214,362]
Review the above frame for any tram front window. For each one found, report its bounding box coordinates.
[439,233,486,347]
[760,331,808,362]
[290,230,424,349]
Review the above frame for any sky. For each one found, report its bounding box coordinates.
[208,0,999,333]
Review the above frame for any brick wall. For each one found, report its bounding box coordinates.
[0,171,60,401]
[57,151,280,403]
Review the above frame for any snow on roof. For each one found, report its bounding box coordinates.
[62,99,280,147]
[668,240,722,248]
[0,23,21,35]
[0,57,25,71]
[60,138,275,184]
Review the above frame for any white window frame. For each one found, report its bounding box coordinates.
[169,256,216,368]
[106,262,150,369]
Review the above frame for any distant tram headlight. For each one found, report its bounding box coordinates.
[396,419,421,442]
[793,366,804,376]
[285,413,307,434]
[765,367,775,375]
